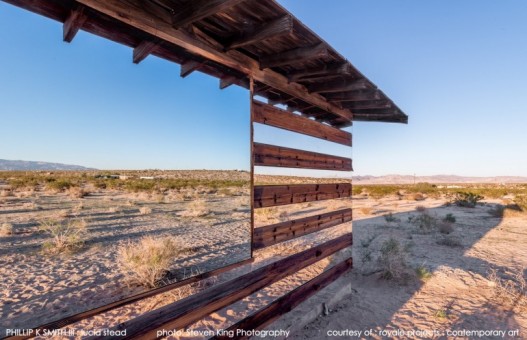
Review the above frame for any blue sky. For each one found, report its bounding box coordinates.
[1,1,526,176]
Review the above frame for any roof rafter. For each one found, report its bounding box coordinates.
[133,40,158,64]
[260,43,329,70]
[171,0,246,28]
[309,78,372,94]
[63,7,87,42]
[287,63,354,82]
[226,15,293,50]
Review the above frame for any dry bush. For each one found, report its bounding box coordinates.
[108,207,119,214]
[416,265,433,281]
[412,213,438,234]
[56,209,71,219]
[69,187,89,199]
[152,193,165,203]
[0,190,12,197]
[117,236,182,288]
[39,219,87,254]
[359,207,372,215]
[139,206,153,215]
[487,268,527,311]
[254,207,278,221]
[0,223,14,236]
[438,221,454,234]
[454,192,483,208]
[488,205,505,218]
[415,205,427,212]
[278,211,289,221]
[384,212,399,222]
[378,238,410,282]
[179,199,210,218]
[73,203,84,213]
[408,193,425,201]
[436,235,462,247]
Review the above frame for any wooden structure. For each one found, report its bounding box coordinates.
[1,0,407,339]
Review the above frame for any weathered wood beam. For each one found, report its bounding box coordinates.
[212,258,353,340]
[93,234,353,340]
[310,78,372,94]
[288,63,353,82]
[171,0,246,28]
[252,101,351,145]
[180,59,203,78]
[66,0,353,121]
[226,15,293,50]
[253,208,352,249]
[260,43,329,69]
[254,183,352,208]
[253,143,352,171]
[219,75,249,89]
[132,40,158,64]
[63,7,87,42]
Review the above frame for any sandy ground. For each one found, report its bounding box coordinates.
[289,195,527,339]
[0,184,251,332]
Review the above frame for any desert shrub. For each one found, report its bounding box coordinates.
[407,193,426,201]
[0,189,13,197]
[361,185,401,199]
[415,205,426,212]
[180,199,210,218]
[378,238,409,281]
[454,192,483,208]
[514,195,527,212]
[69,187,89,198]
[117,236,182,288]
[46,179,74,192]
[416,265,433,280]
[384,212,399,222]
[0,223,14,236]
[139,206,153,215]
[436,235,462,247]
[412,213,438,233]
[434,309,448,319]
[487,268,527,310]
[359,207,372,215]
[443,213,456,223]
[39,219,87,254]
[438,221,454,234]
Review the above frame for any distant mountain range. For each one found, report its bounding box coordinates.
[0,159,95,171]
[353,174,527,184]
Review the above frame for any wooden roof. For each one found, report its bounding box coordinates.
[4,0,408,127]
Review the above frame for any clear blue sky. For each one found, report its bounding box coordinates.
[1,1,526,176]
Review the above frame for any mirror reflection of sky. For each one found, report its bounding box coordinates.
[1,1,526,177]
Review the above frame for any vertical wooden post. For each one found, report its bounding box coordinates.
[249,77,255,259]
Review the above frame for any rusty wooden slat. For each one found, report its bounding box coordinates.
[253,208,352,249]
[253,143,352,171]
[4,258,254,340]
[254,183,351,208]
[91,234,353,340]
[252,100,352,146]
[213,257,353,340]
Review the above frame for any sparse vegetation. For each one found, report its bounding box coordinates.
[39,219,87,254]
[412,213,438,233]
[139,206,153,215]
[443,213,456,223]
[487,268,527,311]
[117,236,183,288]
[415,205,426,212]
[416,265,433,280]
[434,309,448,319]
[384,212,399,222]
[438,221,454,234]
[437,235,462,247]
[378,238,409,282]
[454,192,483,208]
[0,222,14,236]
[359,207,372,215]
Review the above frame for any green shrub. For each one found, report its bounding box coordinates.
[443,213,456,223]
[454,192,483,208]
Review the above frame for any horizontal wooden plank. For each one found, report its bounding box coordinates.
[254,183,351,208]
[253,208,352,250]
[92,234,353,340]
[5,258,254,340]
[253,143,352,171]
[252,100,352,146]
[213,257,353,340]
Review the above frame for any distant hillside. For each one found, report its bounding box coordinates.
[0,159,95,171]
[353,174,527,184]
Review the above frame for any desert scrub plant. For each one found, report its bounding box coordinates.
[117,236,182,288]
[378,238,409,281]
[39,219,87,254]
[359,207,373,215]
[454,192,483,208]
[139,206,153,215]
[412,213,438,234]
[443,213,456,223]
[384,212,399,222]
[436,235,462,247]
[415,205,426,212]
[46,179,75,192]
[0,223,14,236]
[488,205,505,218]
[487,268,527,311]
[179,199,210,218]
[69,187,89,198]
[434,309,448,319]
[416,265,433,281]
